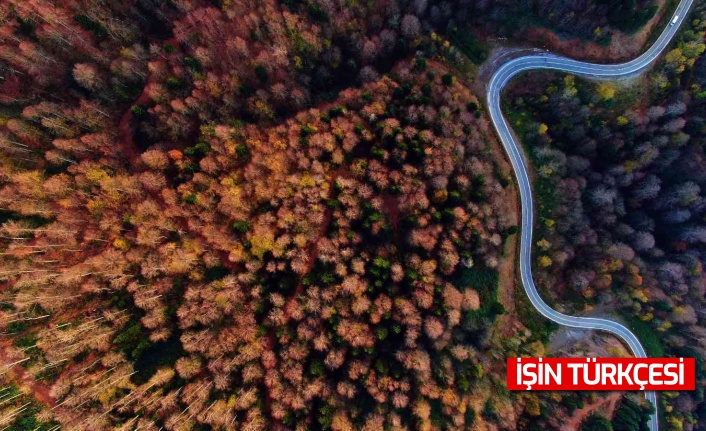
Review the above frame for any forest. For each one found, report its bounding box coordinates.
[0,0,701,430]
[506,2,706,429]
[0,1,518,429]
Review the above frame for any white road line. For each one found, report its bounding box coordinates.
[485,1,694,429]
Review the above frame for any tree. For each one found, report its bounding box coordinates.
[612,397,652,431]
[582,414,613,431]
[73,63,104,91]
[141,150,169,170]
[400,15,421,40]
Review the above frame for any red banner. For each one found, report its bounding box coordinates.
[507,357,695,390]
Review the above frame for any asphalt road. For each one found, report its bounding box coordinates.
[486,1,694,429]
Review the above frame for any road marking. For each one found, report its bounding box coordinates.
[485,2,693,429]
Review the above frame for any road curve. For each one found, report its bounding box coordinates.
[486,1,694,430]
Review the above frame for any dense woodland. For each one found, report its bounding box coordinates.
[507,2,706,430]
[439,0,660,41]
[0,0,700,430]
[0,1,520,429]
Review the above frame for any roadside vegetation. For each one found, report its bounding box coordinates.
[504,4,706,428]
[0,0,683,429]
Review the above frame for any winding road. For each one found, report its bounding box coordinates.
[486,1,694,430]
